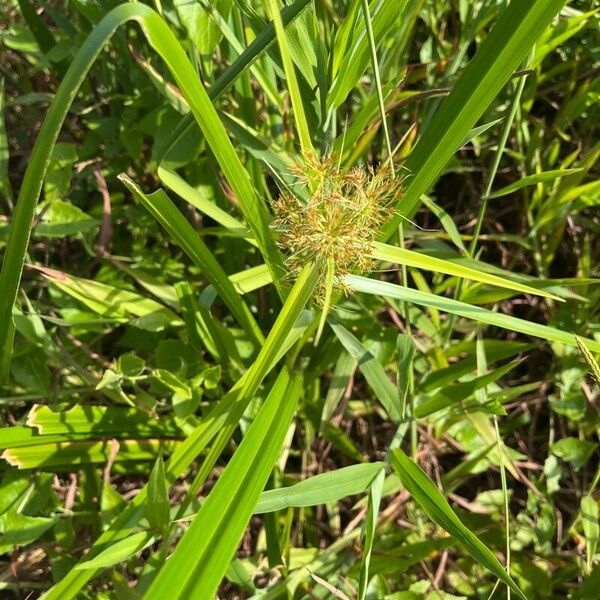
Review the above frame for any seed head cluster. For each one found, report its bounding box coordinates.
[273,154,402,300]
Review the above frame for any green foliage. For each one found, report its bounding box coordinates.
[0,0,598,598]
[391,447,526,599]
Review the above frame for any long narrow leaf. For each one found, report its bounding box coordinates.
[0,78,12,205]
[381,0,566,236]
[0,2,286,378]
[331,323,402,422]
[157,0,312,163]
[144,370,302,599]
[265,0,313,155]
[488,168,583,199]
[346,275,600,352]
[391,448,526,599]
[119,176,263,347]
[40,264,318,600]
[254,462,385,513]
[372,242,562,301]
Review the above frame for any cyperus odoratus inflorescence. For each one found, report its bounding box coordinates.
[273,153,403,302]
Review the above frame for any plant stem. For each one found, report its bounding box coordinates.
[495,415,512,599]
[360,0,394,174]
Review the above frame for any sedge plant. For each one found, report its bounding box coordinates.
[1,1,598,599]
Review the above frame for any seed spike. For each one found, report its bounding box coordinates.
[272,154,403,304]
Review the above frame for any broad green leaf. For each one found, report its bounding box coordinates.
[75,531,155,570]
[187,0,233,58]
[511,559,552,598]
[33,200,98,238]
[551,438,597,470]
[42,142,77,203]
[581,495,599,573]
[254,462,385,513]
[144,369,302,599]
[0,471,30,515]
[116,354,146,379]
[172,0,202,50]
[391,448,526,599]
[101,483,127,527]
[0,511,55,550]
[346,275,600,352]
[147,456,170,531]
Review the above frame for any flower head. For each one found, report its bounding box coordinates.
[273,154,402,300]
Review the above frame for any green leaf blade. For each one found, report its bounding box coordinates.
[382,0,567,235]
[144,370,302,599]
[391,448,527,600]
[345,275,600,352]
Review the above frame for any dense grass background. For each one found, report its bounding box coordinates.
[0,0,599,598]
